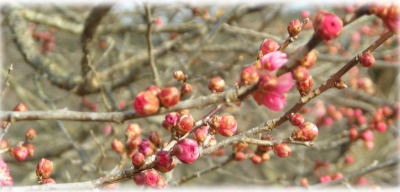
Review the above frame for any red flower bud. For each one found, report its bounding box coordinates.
[208,77,225,93]
[139,139,155,156]
[11,146,29,161]
[319,175,332,183]
[273,143,292,158]
[25,128,36,140]
[349,127,359,141]
[125,123,141,138]
[212,114,238,137]
[155,151,176,173]
[375,122,388,132]
[345,155,354,164]
[158,87,180,107]
[383,4,400,33]
[131,152,145,168]
[134,169,160,187]
[361,130,374,142]
[251,154,262,164]
[290,113,305,127]
[288,19,302,37]
[111,139,124,154]
[13,103,28,112]
[360,52,375,67]
[314,11,343,40]
[173,139,199,164]
[234,151,246,161]
[177,114,194,136]
[291,122,319,141]
[259,39,279,55]
[133,90,160,116]
[36,158,53,179]
[240,65,259,85]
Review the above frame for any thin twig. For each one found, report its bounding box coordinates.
[144,3,161,87]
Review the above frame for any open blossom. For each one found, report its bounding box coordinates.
[275,72,294,94]
[262,92,287,111]
[260,51,288,71]
[0,158,13,186]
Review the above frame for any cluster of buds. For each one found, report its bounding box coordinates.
[133,85,183,116]
[36,158,55,184]
[210,114,238,137]
[369,4,400,33]
[29,24,56,53]
[293,50,317,96]
[290,113,319,142]
[8,125,37,162]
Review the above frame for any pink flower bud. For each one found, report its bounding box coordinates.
[262,92,287,112]
[158,87,180,107]
[240,65,259,85]
[292,122,319,141]
[118,101,126,109]
[251,154,262,164]
[131,152,145,168]
[273,143,292,158]
[13,103,28,112]
[173,139,199,164]
[314,11,343,40]
[288,19,302,37]
[139,139,155,156]
[212,114,238,137]
[177,114,194,136]
[356,177,368,186]
[259,39,279,55]
[319,175,332,183]
[322,116,334,127]
[345,155,354,164]
[260,51,288,71]
[125,123,141,138]
[155,151,176,173]
[208,77,225,93]
[361,130,374,142]
[36,158,53,179]
[133,90,160,116]
[164,112,180,127]
[375,122,388,132]
[194,125,209,143]
[111,139,124,154]
[11,146,29,161]
[360,52,375,67]
[290,113,305,127]
[301,10,310,18]
[232,152,245,162]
